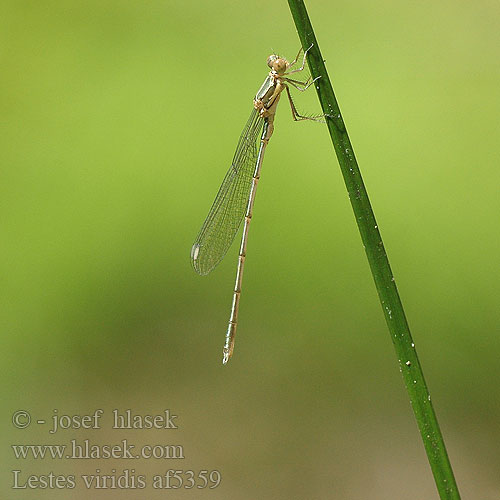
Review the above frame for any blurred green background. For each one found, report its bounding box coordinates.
[1,1,499,498]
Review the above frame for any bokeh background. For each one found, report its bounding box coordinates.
[1,1,499,498]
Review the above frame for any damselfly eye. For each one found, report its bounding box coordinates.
[272,58,287,74]
[267,55,278,68]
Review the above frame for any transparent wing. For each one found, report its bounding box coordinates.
[191,108,264,275]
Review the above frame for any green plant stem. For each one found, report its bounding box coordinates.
[287,1,460,498]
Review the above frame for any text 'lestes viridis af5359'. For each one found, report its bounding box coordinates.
[191,45,322,364]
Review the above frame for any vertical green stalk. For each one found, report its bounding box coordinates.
[287,1,460,498]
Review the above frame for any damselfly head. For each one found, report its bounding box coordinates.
[267,54,288,75]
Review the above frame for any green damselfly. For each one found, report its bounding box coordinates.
[191,45,321,364]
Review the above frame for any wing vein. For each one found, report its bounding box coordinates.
[191,108,264,275]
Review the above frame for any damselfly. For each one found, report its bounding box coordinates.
[191,45,321,364]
